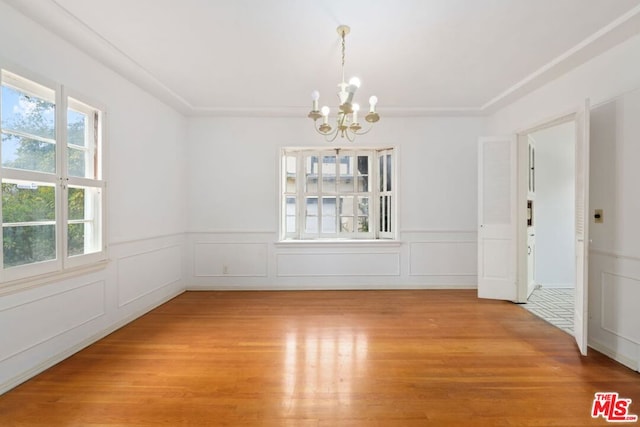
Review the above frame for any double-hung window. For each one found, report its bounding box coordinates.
[0,69,106,285]
[281,148,395,240]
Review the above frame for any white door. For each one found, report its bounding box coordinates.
[478,137,518,301]
[574,100,590,355]
[527,139,536,298]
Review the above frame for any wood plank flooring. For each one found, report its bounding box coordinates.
[0,290,638,426]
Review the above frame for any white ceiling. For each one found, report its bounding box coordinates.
[5,0,640,116]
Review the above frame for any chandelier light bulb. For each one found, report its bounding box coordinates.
[311,90,320,111]
[321,106,330,125]
[369,95,378,112]
[348,77,361,88]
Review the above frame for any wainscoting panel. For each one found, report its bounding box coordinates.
[0,280,105,363]
[588,249,640,371]
[194,243,268,277]
[117,244,183,308]
[276,252,401,277]
[409,241,476,276]
[601,272,640,344]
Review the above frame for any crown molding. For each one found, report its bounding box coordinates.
[481,4,640,114]
[2,0,194,115]
[5,0,640,118]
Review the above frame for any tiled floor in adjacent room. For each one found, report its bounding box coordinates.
[521,287,574,335]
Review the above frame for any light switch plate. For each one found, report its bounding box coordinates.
[594,209,603,223]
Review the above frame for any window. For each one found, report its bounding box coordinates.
[281,148,395,240]
[0,69,105,284]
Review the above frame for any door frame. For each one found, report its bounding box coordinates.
[515,113,576,303]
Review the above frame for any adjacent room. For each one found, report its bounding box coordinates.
[1,1,639,425]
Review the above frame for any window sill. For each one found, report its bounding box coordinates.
[0,260,109,296]
[275,239,401,249]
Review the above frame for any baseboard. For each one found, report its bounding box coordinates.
[537,283,574,289]
[589,339,639,372]
[186,283,478,291]
[0,288,185,395]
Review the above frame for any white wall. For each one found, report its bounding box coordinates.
[489,33,640,371]
[186,115,485,289]
[530,122,575,288]
[0,2,188,393]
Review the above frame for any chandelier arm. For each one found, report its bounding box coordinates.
[352,123,375,136]
[345,129,356,142]
[325,129,340,143]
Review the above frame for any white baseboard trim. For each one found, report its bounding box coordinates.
[589,339,638,372]
[0,288,185,395]
[186,283,478,291]
[537,283,574,289]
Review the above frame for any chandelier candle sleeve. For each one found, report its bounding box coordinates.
[307,25,380,142]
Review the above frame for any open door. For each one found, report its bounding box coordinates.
[574,100,590,355]
[478,136,517,301]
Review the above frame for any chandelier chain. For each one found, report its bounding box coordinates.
[341,29,346,83]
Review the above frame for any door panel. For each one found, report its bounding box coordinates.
[478,137,517,301]
[574,100,590,355]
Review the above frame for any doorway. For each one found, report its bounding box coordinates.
[520,121,576,335]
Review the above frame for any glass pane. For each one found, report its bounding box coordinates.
[67,100,100,179]
[305,155,318,192]
[68,186,85,220]
[357,176,368,192]
[357,156,369,192]
[1,133,56,173]
[379,156,384,191]
[357,156,368,175]
[3,224,56,268]
[68,146,86,178]
[2,181,55,223]
[358,197,369,216]
[379,196,385,232]
[386,154,392,191]
[339,155,354,192]
[357,216,369,232]
[340,216,354,233]
[284,155,296,193]
[67,186,102,257]
[285,196,296,233]
[1,84,55,140]
[305,197,318,233]
[322,155,336,192]
[384,195,392,232]
[339,175,353,192]
[339,196,354,216]
[67,109,87,147]
[67,223,85,257]
[322,197,336,233]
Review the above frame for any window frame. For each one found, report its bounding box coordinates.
[0,68,107,285]
[280,147,396,241]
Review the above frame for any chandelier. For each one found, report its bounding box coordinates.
[308,25,380,142]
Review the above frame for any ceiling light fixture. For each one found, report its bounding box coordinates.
[308,25,380,142]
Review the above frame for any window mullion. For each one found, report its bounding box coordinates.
[57,85,68,267]
[296,151,304,239]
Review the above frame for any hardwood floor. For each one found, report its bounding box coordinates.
[0,290,638,426]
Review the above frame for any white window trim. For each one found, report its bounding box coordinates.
[0,68,108,286]
[280,147,397,241]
